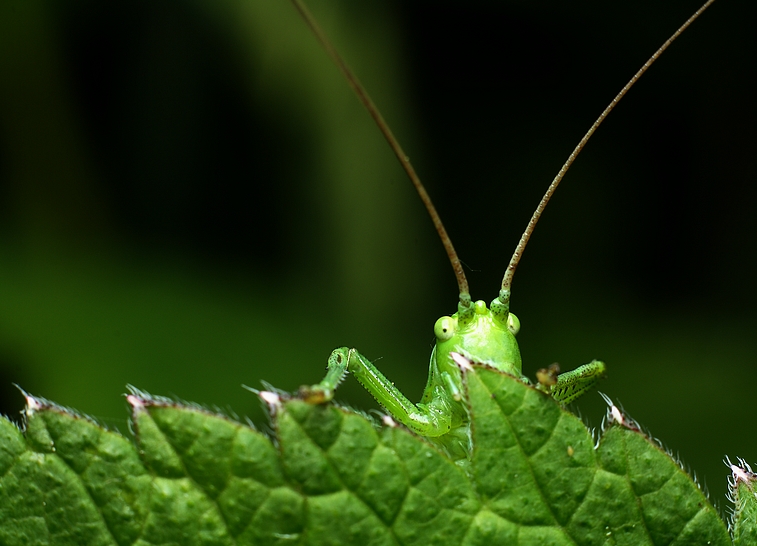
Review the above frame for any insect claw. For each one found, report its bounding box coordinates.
[298,385,332,405]
[536,364,560,388]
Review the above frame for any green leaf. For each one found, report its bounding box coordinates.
[726,457,757,546]
[0,365,736,544]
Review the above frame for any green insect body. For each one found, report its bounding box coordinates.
[307,297,526,459]
[292,0,711,461]
[304,291,605,460]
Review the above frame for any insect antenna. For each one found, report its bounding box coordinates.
[289,0,473,311]
[498,0,716,312]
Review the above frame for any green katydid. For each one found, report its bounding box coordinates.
[291,0,716,461]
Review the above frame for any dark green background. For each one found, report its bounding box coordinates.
[0,0,754,509]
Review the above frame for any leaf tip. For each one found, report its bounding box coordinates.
[599,392,640,432]
[259,390,283,413]
[725,455,757,533]
[126,394,146,413]
[381,414,398,428]
[725,456,756,487]
[24,394,43,415]
[15,385,48,418]
[11,384,37,416]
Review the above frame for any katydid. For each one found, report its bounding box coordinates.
[291,0,716,461]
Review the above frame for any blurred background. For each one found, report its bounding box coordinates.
[0,0,754,507]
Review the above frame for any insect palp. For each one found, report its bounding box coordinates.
[450,352,474,372]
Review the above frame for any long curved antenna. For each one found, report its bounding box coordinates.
[499,0,716,307]
[290,0,471,307]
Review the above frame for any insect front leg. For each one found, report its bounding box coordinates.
[538,359,607,404]
[301,347,454,437]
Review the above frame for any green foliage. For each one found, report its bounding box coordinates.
[0,0,754,508]
[0,364,736,545]
[727,458,757,545]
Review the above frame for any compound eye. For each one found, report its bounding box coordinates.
[507,313,520,335]
[434,316,456,341]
